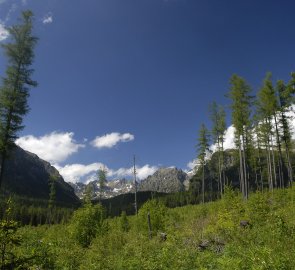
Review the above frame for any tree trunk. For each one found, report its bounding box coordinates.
[242,134,248,199]
[239,142,245,199]
[202,163,205,204]
[280,111,293,187]
[274,115,284,188]
[270,135,277,188]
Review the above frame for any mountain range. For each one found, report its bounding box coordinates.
[1,145,193,205]
[70,167,191,200]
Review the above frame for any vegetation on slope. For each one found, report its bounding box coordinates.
[0,187,294,269]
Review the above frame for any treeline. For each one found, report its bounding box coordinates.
[194,72,295,200]
[0,195,75,225]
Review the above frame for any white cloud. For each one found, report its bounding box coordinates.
[109,164,158,180]
[0,23,9,41]
[136,165,158,179]
[210,125,236,152]
[187,159,198,171]
[42,13,53,24]
[56,163,104,183]
[91,132,134,149]
[57,163,157,183]
[15,132,85,164]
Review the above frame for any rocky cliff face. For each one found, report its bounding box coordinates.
[69,178,134,199]
[70,167,191,199]
[138,167,188,193]
[2,146,80,207]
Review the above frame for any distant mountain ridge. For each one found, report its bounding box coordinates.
[71,167,191,199]
[2,145,80,207]
[138,167,189,193]
[69,178,134,199]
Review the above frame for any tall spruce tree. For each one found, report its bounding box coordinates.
[228,75,252,199]
[197,123,210,204]
[0,11,38,188]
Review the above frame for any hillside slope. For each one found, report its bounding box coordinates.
[15,186,295,269]
[1,146,80,207]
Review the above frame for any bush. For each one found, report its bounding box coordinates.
[68,203,107,248]
[138,200,168,236]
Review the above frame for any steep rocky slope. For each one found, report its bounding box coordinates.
[1,146,80,207]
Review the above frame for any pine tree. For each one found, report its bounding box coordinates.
[228,75,252,199]
[197,123,210,203]
[0,11,38,189]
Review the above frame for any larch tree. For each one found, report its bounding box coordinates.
[197,123,210,204]
[98,167,107,201]
[209,101,226,196]
[277,75,295,187]
[0,10,38,189]
[255,73,282,190]
[228,74,252,199]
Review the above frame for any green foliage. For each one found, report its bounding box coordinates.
[0,10,38,153]
[3,187,295,269]
[197,123,210,164]
[68,203,107,247]
[97,168,107,192]
[0,200,21,269]
[120,211,130,232]
[138,200,168,236]
[228,74,252,136]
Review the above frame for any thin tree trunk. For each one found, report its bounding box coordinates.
[274,115,284,188]
[257,139,264,191]
[217,138,223,196]
[221,138,226,191]
[286,148,293,187]
[239,142,245,199]
[266,142,273,191]
[202,163,205,204]
[270,135,277,188]
[242,134,248,199]
[280,111,293,187]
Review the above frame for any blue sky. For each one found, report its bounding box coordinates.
[0,0,295,183]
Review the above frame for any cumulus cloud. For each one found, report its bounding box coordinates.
[91,132,134,149]
[210,125,236,152]
[42,13,53,24]
[186,159,198,171]
[186,125,236,172]
[56,163,105,183]
[0,23,9,41]
[57,163,157,183]
[109,164,158,180]
[15,132,85,164]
